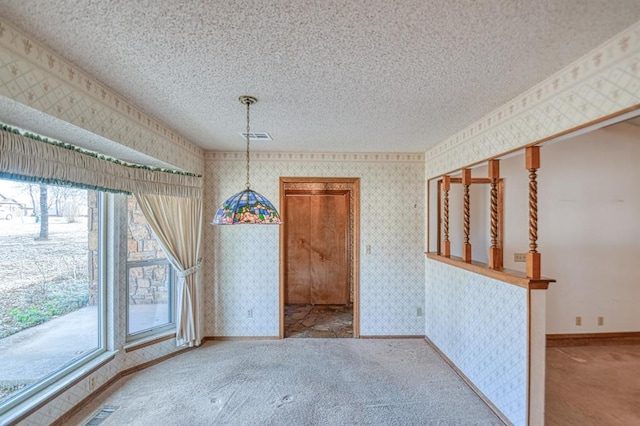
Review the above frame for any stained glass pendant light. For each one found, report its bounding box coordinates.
[211,96,282,225]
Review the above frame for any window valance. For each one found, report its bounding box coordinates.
[0,128,202,197]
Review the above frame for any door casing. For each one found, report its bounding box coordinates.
[279,177,360,338]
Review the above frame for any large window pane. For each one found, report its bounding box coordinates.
[0,179,102,407]
[126,196,173,338]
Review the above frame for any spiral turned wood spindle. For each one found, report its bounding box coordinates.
[528,169,538,254]
[443,193,450,241]
[442,175,451,257]
[463,187,470,243]
[462,169,472,262]
[491,183,498,248]
[488,159,501,269]
[526,147,541,278]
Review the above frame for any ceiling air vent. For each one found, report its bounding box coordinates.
[240,132,272,141]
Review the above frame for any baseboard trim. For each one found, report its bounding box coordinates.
[424,337,511,426]
[120,346,196,377]
[546,331,640,347]
[359,335,424,339]
[51,346,194,426]
[204,336,280,341]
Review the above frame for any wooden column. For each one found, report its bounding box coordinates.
[488,160,502,269]
[462,169,472,262]
[526,146,541,278]
[442,175,451,257]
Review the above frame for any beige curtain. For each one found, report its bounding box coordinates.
[135,193,203,347]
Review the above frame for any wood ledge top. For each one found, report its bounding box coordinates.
[426,252,555,289]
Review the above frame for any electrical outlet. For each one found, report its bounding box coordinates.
[598,316,604,326]
[416,307,423,317]
[575,316,582,326]
[88,377,96,391]
[247,309,253,318]
[366,245,371,255]
[514,253,527,262]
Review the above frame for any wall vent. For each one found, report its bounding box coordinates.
[84,406,119,425]
[240,132,272,141]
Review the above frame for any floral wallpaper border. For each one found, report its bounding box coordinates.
[205,151,424,163]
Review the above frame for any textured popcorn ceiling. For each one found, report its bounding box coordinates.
[2,1,640,153]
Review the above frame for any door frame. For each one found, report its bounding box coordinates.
[279,177,360,338]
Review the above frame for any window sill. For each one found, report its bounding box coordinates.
[426,252,555,289]
[0,350,117,425]
[124,331,176,353]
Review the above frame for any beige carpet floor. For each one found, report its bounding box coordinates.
[69,339,504,426]
[545,344,640,425]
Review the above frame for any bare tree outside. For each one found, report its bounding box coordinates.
[50,186,85,221]
[65,189,86,223]
[37,184,48,240]
[25,184,38,215]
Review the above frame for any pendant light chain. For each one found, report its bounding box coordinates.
[211,95,281,225]
[245,100,251,190]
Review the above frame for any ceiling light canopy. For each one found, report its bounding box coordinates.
[211,96,282,225]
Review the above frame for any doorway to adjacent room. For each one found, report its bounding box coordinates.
[279,177,360,338]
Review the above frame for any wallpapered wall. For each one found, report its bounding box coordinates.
[203,152,425,337]
[426,261,528,426]
[0,19,204,174]
[424,20,640,426]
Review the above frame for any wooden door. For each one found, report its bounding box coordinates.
[285,192,349,305]
[286,195,312,303]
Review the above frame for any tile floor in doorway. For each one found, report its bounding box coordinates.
[284,304,353,338]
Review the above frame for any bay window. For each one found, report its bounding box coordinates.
[0,179,106,411]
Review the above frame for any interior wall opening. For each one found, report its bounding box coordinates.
[533,117,640,425]
[279,178,360,339]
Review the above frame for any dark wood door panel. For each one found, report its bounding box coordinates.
[309,194,348,304]
[285,195,311,304]
[285,192,349,305]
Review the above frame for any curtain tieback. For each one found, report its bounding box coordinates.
[177,259,201,278]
